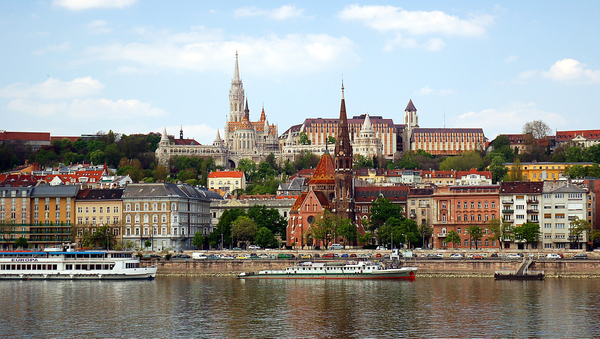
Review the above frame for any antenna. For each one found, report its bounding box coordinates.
[444,109,446,128]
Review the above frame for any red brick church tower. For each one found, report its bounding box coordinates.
[333,82,355,222]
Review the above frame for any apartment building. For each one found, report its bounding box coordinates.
[122,183,211,251]
[542,182,588,249]
[74,189,124,248]
[499,182,543,249]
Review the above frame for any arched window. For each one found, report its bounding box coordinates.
[153,214,158,223]
[471,214,475,221]
[477,214,482,221]
[457,214,461,221]
[126,215,131,223]
[134,215,140,223]
[143,215,149,223]
[162,214,167,223]
[126,204,131,211]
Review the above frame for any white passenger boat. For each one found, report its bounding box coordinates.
[0,250,157,280]
[238,261,417,280]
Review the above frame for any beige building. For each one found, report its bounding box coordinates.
[74,189,124,248]
[208,171,246,193]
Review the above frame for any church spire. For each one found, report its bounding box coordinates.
[333,81,354,222]
[233,51,240,83]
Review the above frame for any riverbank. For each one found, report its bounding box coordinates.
[146,258,600,278]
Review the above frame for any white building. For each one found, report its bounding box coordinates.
[541,182,589,249]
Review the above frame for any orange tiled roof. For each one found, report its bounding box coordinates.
[308,153,335,185]
[208,171,244,179]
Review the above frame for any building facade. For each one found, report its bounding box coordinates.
[122,183,211,251]
[208,171,246,193]
[499,182,543,249]
[432,185,500,249]
[74,189,124,249]
[541,182,589,249]
[504,162,595,182]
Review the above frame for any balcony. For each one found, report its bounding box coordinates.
[410,214,416,219]
[527,199,538,203]
[502,209,514,214]
[437,233,447,238]
[502,200,514,204]
[527,209,539,214]
[504,219,514,223]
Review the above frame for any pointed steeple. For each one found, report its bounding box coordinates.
[260,104,266,122]
[285,130,294,145]
[180,126,183,140]
[233,51,241,83]
[161,127,169,142]
[214,129,222,143]
[361,113,373,132]
[405,99,417,112]
[244,97,249,119]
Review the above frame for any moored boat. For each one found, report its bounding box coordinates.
[238,260,417,280]
[0,250,157,280]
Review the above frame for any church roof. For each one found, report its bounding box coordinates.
[239,115,254,130]
[173,138,200,146]
[308,153,335,185]
[405,99,417,112]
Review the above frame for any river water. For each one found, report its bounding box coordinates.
[1,277,599,338]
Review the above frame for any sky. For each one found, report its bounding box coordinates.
[1,1,599,144]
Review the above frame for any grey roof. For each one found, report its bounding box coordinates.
[123,183,211,202]
[547,183,587,194]
[197,187,224,200]
[0,187,34,197]
[30,184,79,197]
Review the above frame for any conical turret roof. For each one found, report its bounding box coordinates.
[308,153,335,186]
[361,113,374,132]
[405,99,417,112]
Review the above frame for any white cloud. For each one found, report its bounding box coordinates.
[87,20,112,34]
[338,5,494,36]
[415,86,454,95]
[115,66,157,75]
[32,42,71,56]
[234,4,306,20]
[82,31,359,75]
[455,101,565,138]
[0,77,104,99]
[53,0,137,10]
[543,59,600,82]
[504,55,518,63]
[520,59,600,83]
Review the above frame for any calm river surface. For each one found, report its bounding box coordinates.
[1,277,600,338]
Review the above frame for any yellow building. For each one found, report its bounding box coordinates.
[75,189,124,248]
[504,162,595,182]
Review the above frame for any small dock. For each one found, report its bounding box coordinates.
[494,257,544,280]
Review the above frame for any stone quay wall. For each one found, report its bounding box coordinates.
[144,259,600,278]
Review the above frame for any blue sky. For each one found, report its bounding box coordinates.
[1,1,599,144]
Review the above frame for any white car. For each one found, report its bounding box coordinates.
[248,245,261,250]
[546,253,562,259]
[507,254,522,260]
[449,253,464,259]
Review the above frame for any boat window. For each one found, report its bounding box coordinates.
[75,264,81,270]
[66,264,72,270]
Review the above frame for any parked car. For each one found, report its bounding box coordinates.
[358,254,370,259]
[449,253,464,259]
[277,253,295,259]
[235,254,249,260]
[249,254,260,260]
[322,253,335,259]
[258,253,270,259]
[313,254,320,258]
[171,254,191,260]
[219,254,234,260]
[207,254,219,260]
[546,253,562,259]
[232,247,242,251]
[507,254,523,260]
[349,254,357,258]
[192,253,207,260]
[300,254,312,259]
[427,253,443,259]
[383,254,390,259]
[376,246,387,250]
[248,245,261,250]
[374,253,382,258]
[341,253,349,258]
[470,254,484,260]
[141,254,161,261]
[329,244,343,250]
[573,253,588,259]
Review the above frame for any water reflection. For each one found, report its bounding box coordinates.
[1,278,600,338]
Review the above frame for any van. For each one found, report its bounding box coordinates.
[329,244,343,250]
[192,252,208,260]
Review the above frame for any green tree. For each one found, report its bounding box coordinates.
[327,136,336,144]
[487,218,512,250]
[237,159,257,181]
[439,151,484,171]
[565,164,587,179]
[358,231,374,247]
[467,225,484,250]
[523,120,552,140]
[298,132,311,145]
[488,155,508,184]
[337,218,357,247]
[247,205,287,239]
[192,232,206,250]
[208,208,246,249]
[513,222,540,249]
[255,227,276,248]
[569,218,591,250]
[353,154,374,169]
[418,223,433,248]
[144,239,151,249]
[508,158,524,182]
[15,237,28,250]
[232,216,258,247]
[444,230,461,248]
[153,165,169,181]
[311,210,339,248]
[367,197,403,234]
[383,217,419,249]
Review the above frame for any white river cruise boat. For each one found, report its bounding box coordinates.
[0,250,157,280]
[238,261,417,280]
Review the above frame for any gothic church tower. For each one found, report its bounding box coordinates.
[333,83,355,222]
[403,99,418,152]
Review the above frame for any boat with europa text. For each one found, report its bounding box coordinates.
[0,249,157,280]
